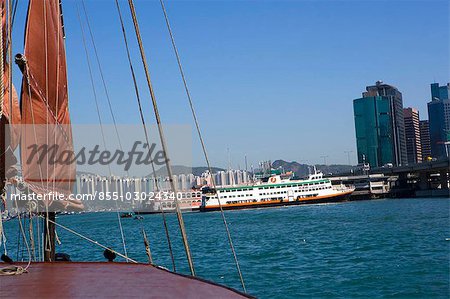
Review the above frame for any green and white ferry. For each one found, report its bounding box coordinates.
[200,168,354,212]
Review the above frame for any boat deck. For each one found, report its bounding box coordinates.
[1,262,250,298]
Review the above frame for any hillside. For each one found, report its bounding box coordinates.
[272,160,354,177]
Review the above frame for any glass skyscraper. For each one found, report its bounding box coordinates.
[427,83,450,159]
[353,95,394,167]
[353,81,407,167]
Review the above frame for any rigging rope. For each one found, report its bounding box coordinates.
[28,211,35,260]
[0,265,27,275]
[80,0,124,153]
[15,214,19,260]
[42,0,53,262]
[158,0,246,291]
[0,186,7,256]
[127,0,195,276]
[0,0,16,118]
[37,214,137,263]
[0,212,5,255]
[7,0,11,128]
[12,201,31,271]
[0,1,4,120]
[75,4,130,262]
[36,204,42,261]
[22,62,46,261]
[114,0,176,271]
[81,0,167,267]
[142,228,152,264]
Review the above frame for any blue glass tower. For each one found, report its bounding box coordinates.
[354,96,394,167]
[353,81,407,168]
[427,83,450,159]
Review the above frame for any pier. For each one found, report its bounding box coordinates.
[329,158,449,198]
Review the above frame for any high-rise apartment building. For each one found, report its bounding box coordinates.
[419,120,431,161]
[403,108,422,164]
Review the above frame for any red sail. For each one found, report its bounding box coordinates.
[0,0,21,194]
[19,0,75,197]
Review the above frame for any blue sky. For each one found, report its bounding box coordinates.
[11,0,449,168]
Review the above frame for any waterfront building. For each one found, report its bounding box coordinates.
[354,95,394,167]
[427,83,450,159]
[353,81,407,167]
[403,108,422,164]
[420,120,431,161]
[363,81,408,165]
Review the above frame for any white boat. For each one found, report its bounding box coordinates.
[200,169,354,211]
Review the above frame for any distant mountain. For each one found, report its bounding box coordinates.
[81,160,352,179]
[272,160,353,177]
[272,160,310,177]
[152,165,225,177]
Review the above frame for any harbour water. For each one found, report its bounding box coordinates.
[3,198,449,298]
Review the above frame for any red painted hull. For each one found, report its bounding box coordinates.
[1,262,250,298]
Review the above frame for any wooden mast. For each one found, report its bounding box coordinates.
[127,0,195,275]
[43,213,55,261]
[42,0,65,263]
